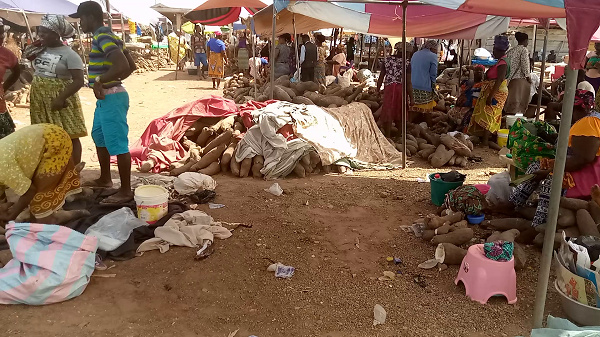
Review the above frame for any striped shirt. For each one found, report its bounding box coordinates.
[89,26,125,87]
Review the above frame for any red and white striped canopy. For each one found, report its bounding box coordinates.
[185,0,267,26]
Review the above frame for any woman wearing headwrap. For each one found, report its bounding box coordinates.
[468,35,510,149]
[505,32,532,115]
[410,40,439,114]
[509,90,600,228]
[27,14,86,164]
[0,20,21,140]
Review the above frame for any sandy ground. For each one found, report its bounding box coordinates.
[1,68,562,337]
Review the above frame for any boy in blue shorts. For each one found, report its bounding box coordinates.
[70,1,136,203]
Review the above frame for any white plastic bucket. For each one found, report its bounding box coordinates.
[506,114,532,129]
[134,185,169,224]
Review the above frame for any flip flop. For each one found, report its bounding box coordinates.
[82,180,113,189]
[99,188,120,198]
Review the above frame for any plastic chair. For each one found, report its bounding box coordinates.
[552,65,565,82]
[455,244,517,305]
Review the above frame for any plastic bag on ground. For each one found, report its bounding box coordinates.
[85,207,147,251]
[174,172,217,195]
[486,171,513,207]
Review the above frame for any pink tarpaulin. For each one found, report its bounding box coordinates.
[130,96,238,173]
[420,0,600,69]
[257,2,509,39]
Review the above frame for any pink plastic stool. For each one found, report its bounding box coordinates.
[454,244,517,304]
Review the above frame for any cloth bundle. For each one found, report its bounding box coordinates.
[483,240,514,262]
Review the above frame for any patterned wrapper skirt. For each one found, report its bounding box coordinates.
[412,88,436,112]
[0,111,15,139]
[238,48,249,71]
[469,79,509,134]
[315,61,326,86]
[208,51,225,79]
[32,124,82,218]
[30,76,87,139]
[380,83,404,123]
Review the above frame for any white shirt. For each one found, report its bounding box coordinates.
[300,45,306,65]
[578,81,596,97]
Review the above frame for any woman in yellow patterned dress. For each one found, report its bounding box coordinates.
[0,124,88,226]
[25,15,87,163]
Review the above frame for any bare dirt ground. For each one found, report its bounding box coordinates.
[2,68,561,337]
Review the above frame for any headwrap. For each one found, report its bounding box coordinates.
[484,241,514,262]
[23,15,75,61]
[40,14,75,38]
[421,39,439,52]
[214,31,222,36]
[473,64,485,71]
[574,89,595,110]
[493,35,510,52]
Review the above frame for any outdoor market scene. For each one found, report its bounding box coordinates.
[2,0,600,336]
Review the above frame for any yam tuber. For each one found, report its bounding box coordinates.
[196,127,214,147]
[170,159,198,176]
[233,122,245,133]
[486,229,520,243]
[557,208,576,228]
[191,143,227,171]
[452,220,468,229]
[440,134,471,157]
[221,139,239,172]
[293,162,306,177]
[198,161,220,175]
[252,155,264,179]
[239,158,252,177]
[483,218,531,232]
[560,197,589,211]
[576,209,600,236]
[418,148,436,159]
[230,157,241,176]
[435,243,467,265]
[309,151,321,169]
[208,115,236,133]
[430,145,455,168]
[292,96,315,105]
[589,200,600,224]
[431,228,474,245]
[202,129,233,155]
[426,212,464,229]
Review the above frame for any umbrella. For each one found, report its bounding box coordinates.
[184,0,267,26]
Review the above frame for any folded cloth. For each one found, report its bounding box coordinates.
[484,240,514,262]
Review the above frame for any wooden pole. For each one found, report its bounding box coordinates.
[532,24,538,65]
[359,33,364,63]
[20,9,33,39]
[270,4,276,99]
[249,20,258,98]
[401,0,407,169]
[105,0,112,30]
[119,14,125,41]
[293,14,299,82]
[175,13,181,80]
[535,20,550,120]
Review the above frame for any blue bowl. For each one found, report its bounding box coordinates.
[467,214,485,225]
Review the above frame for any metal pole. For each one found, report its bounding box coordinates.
[532,24,538,68]
[401,0,407,169]
[249,20,258,98]
[531,66,577,328]
[119,14,125,41]
[175,14,181,80]
[20,9,33,39]
[535,21,550,120]
[293,14,299,82]
[105,0,112,30]
[360,33,364,63]
[270,4,276,99]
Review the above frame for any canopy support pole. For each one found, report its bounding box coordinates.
[270,4,276,99]
[249,20,258,99]
[120,14,126,41]
[175,14,182,80]
[75,23,88,79]
[105,0,112,30]
[532,24,538,69]
[535,20,550,121]
[532,66,577,328]
[360,33,364,63]
[20,9,33,39]
[293,14,300,82]
[401,0,407,169]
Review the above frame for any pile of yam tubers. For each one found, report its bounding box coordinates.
[131,49,168,73]
[419,209,528,269]
[391,123,474,168]
[485,197,600,249]
[168,115,347,179]
[226,74,383,111]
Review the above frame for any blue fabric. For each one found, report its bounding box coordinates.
[92,91,129,156]
[207,38,225,53]
[194,53,208,66]
[411,49,438,92]
[274,0,290,13]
